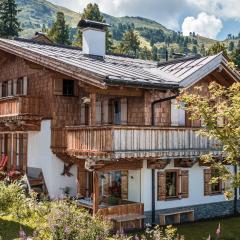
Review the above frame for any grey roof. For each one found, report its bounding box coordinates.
[0,38,238,89]
[0,38,178,89]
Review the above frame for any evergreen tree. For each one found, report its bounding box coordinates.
[206,42,227,56]
[151,45,158,61]
[76,3,113,52]
[0,0,21,38]
[48,12,70,45]
[121,29,140,57]
[231,40,240,69]
[192,45,198,55]
[200,44,206,56]
[228,41,235,51]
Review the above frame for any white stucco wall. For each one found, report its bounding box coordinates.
[140,160,231,212]
[27,120,77,199]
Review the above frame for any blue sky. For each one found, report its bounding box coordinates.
[49,0,240,40]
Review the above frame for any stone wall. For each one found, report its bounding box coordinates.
[144,200,240,225]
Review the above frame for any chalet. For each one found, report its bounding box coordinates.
[0,20,239,230]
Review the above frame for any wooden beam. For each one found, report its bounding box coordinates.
[93,171,99,215]
[79,84,144,97]
[147,159,170,169]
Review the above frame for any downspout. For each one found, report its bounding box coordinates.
[234,165,238,215]
[152,168,155,225]
[150,92,179,225]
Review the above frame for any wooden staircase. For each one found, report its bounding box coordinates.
[25,168,48,198]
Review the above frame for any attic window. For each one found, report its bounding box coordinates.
[63,80,74,96]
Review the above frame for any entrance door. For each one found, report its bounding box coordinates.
[114,100,121,125]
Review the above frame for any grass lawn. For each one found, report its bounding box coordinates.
[0,216,33,240]
[178,216,240,240]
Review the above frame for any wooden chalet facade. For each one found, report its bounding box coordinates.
[0,20,239,230]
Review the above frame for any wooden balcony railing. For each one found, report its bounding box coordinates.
[0,96,41,118]
[66,126,222,159]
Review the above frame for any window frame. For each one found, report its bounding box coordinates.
[165,169,180,199]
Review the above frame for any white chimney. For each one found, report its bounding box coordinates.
[78,20,110,57]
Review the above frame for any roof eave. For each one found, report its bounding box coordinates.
[0,39,106,89]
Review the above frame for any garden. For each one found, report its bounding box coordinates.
[0,180,240,240]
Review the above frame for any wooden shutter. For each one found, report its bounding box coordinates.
[121,171,128,200]
[121,98,128,125]
[22,133,28,172]
[13,79,17,95]
[180,170,189,198]
[78,169,88,196]
[23,76,28,95]
[102,100,109,124]
[54,79,63,95]
[204,169,212,196]
[0,82,2,98]
[96,101,102,124]
[7,80,12,96]
[157,171,166,201]
[80,104,86,125]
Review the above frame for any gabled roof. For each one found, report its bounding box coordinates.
[158,53,240,87]
[0,38,178,90]
[0,38,238,90]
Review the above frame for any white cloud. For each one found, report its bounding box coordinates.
[186,0,240,21]
[182,12,223,38]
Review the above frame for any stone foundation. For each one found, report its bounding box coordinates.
[144,200,240,225]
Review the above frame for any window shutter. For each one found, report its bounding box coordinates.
[204,169,212,196]
[7,80,12,96]
[23,77,28,95]
[180,170,189,198]
[13,79,17,95]
[171,99,185,126]
[78,170,88,196]
[0,82,2,98]
[223,178,231,192]
[121,171,128,200]
[102,100,109,124]
[80,104,86,125]
[96,101,102,124]
[121,98,128,125]
[54,79,63,95]
[157,171,166,201]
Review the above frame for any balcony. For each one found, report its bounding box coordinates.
[66,126,222,160]
[0,96,41,119]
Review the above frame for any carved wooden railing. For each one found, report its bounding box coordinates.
[66,126,222,159]
[0,96,41,117]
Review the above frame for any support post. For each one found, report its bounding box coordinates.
[93,171,99,216]
[152,168,156,225]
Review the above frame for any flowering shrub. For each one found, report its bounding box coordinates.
[110,225,184,240]
[34,201,111,240]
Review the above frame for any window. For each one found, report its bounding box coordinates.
[99,171,128,205]
[63,80,74,96]
[17,78,24,95]
[166,170,179,198]
[157,170,189,201]
[211,170,222,194]
[2,81,7,97]
[113,100,121,124]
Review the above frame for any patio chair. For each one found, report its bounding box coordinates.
[0,156,8,171]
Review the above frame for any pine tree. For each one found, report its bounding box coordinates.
[76,3,113,52]
[231,40,240,69]
[206,42,227,56]
[200,44,206,56]
[48,12,70,45]
[121,29,140,57]
[0,0,21,38]
[192,46,198,55]
[228,41,235,51]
